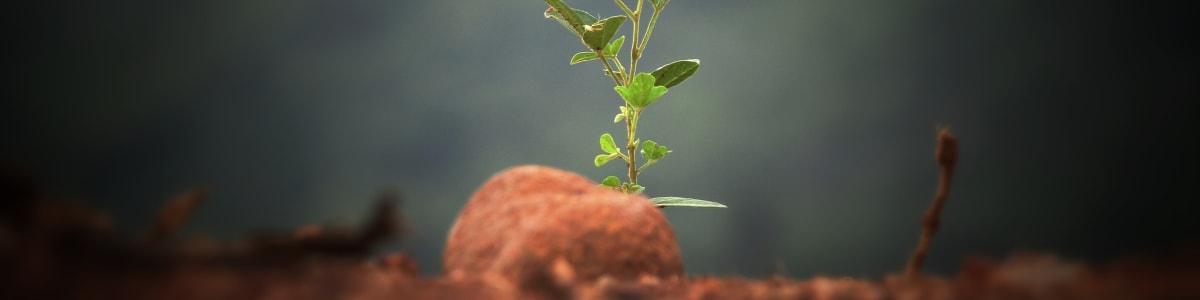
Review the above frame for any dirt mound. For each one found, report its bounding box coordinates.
[445,165,682,284]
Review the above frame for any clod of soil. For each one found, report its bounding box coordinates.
[444,165,683,285]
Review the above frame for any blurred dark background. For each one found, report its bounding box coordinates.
[2,0,1195,278]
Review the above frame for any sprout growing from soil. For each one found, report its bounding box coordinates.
[544,0,726,209]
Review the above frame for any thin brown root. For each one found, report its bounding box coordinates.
[906,127,958,279]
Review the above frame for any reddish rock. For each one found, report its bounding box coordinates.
[443,165,683,283]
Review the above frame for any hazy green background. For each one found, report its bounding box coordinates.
[4,0,1194,278]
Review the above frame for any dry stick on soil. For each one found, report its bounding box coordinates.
[905,127,958,279]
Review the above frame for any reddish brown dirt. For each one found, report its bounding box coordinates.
[444,165,683,284]
[1,164,1196,299]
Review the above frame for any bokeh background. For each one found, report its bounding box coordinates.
[4,0,1194,278]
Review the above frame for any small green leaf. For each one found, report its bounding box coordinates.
[544,0,597,36]
[583,16,626,50]
[570,52,598,65]
[605,36,625,57]
[594,153,618,167]
[613,73,669,108]
[601,175,621,187]
[641,140,669,160]
[650,197,727,208]
[613,113,625,123]
[641,140,658,159]
[599,133,618,153]
[629,184,645,194]
[650,59,700,88]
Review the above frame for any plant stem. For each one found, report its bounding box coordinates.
[614,0,634,17]
[596,50,623,86]
[611,56,628,81]
[639,8,662,54]
[625,106,642,185]
[637,158,657,173]
[628,0,643,78]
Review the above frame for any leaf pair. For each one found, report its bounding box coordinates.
[594,133,620,167]
[641,140,669,161]
[600,175,644,193]
[570,36,625,65]
[615,73,668,108]
[545,0,625,51]
[543,0,594,36]
[612,59,700,108]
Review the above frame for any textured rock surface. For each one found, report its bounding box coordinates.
[443,165,683,283]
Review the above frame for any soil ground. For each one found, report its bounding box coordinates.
[2,165,1196,300]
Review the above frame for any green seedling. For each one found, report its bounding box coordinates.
[545,0,726,209]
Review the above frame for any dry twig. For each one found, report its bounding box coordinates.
[906,127,958,279]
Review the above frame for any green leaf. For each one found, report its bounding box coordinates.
[570,52,598,65]
[640,140,658,159]
[650,197,727,208]
[594,153,618,167]
[629,184,645,194]
[613,73,669,108]
[583,16,626,51]
[613,113,625,123]
[599,133,618,153]
[576,11,598,25]
[544,0,597,36]
[650,59,700,88]
[601,175,621,187]
[641,140,669,160]
[605,36,625,57]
